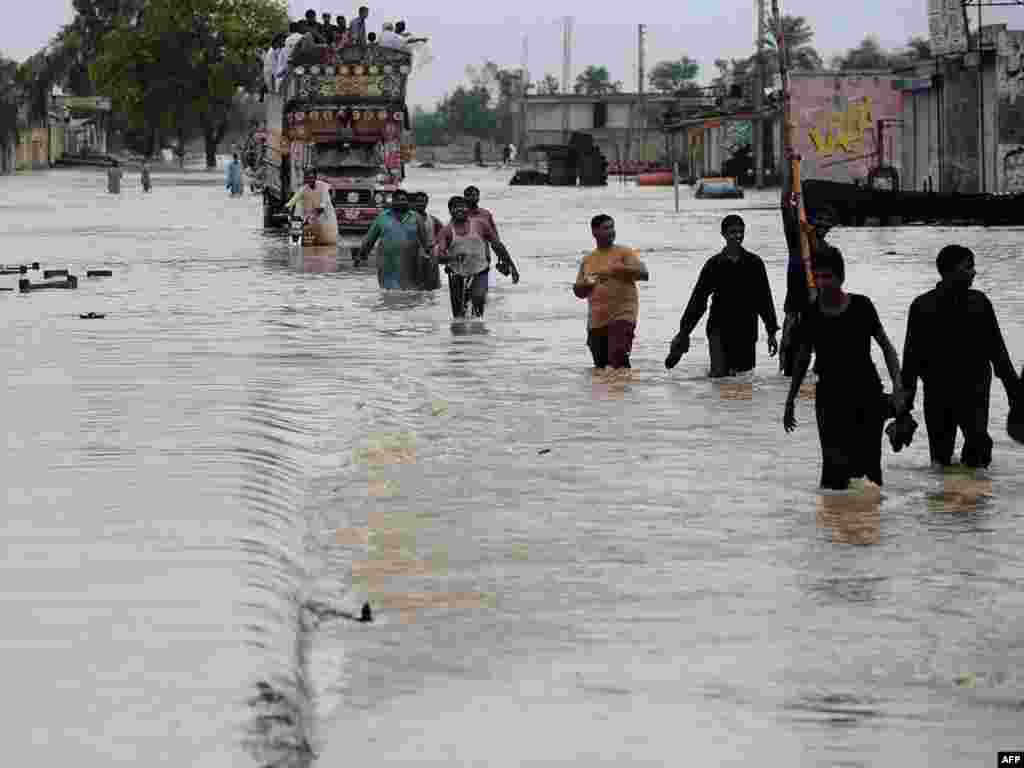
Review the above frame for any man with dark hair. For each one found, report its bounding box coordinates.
[666,214,779,377]
[900,244,1020,468]
[574,214,649,369]
[436,196,514,319]
[320,12,334,38]
[779,205,836,375]
[349,6,369,46]
[784,244,905,490]
[411,191,441,290]
[359,189,431,289]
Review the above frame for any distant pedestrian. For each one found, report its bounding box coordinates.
[666,214,779,377]
[225,153,243,197]
[901,244,1020,468]
[783,245,906,491]
[436,195,513,318]
[107,161,123,194]
[573,214,649,369]
[140,160,152,192]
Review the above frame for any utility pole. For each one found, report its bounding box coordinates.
[519,35,529,160]
[754,0,766,189]
[638,24,647,165]
[562,17,573,144]
[976,0,985,193]
[562,17,573,94]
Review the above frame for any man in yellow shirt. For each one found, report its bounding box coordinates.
[573,214,649,369]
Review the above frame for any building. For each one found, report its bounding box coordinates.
[897,22,1024,194]
[663,71,905,186]
[519,93,715,165]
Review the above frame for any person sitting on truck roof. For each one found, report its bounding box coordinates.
[332,16,350,47]
[302,10,326,42]
[395,21,427,46]
[349,6,369,46]
[320,12,335,38]
[379,22,405,50]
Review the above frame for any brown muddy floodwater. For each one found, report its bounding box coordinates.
[1,166,1022,767]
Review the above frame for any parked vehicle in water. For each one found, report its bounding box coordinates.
[259,42,414,236]
[694,177,745,200]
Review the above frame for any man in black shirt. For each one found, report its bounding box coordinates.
[901,245,1020,468]
[666,214,779,377]
[779,204,835,376]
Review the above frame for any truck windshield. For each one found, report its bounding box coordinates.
[315,143,382,177]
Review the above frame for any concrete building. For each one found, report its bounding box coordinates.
[898,23,1024,194]
[519,93,715,164]
[664,71,904,185]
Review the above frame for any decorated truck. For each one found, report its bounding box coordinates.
[260,42,414,240]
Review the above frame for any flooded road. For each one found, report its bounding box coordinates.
[1,166,1022,767]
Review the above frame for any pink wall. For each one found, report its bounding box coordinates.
[791,74,904,183]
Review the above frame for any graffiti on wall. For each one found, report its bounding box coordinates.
[792,75,903,184]
[807,97,874,157]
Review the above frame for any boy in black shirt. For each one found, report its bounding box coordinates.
[901,245,1020,468]
[666,214,779,377]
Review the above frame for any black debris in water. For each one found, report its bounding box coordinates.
[80,312,106,320]
[538,448,552,455]
[87,269,113,277]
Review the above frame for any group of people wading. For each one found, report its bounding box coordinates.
[574,208,1022,492]
[357,184,519,318]
[289,166,1021,492]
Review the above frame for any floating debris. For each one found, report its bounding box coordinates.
[19,276,77,292]
[87,269,113,277]
[538,448,552,455]
[44,269,68,279]
[79,312,106,319]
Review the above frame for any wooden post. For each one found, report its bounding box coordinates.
[773,0,814,298]
[672,131,679,212]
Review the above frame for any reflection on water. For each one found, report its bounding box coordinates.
[928,470,994,515]
[816,483,882,546]
[1,167,1022,767]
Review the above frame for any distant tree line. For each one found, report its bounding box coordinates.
[4,0,287,167]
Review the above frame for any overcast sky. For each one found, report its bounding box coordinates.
[2,0,1020,109]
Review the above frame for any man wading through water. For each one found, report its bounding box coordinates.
[574,214,649,369]
[359,189,431,289]
[665,214,778,377]
[435,196,515,319]
[462,185,519,286]
[783,246,906,490]
[901,245,1021,468]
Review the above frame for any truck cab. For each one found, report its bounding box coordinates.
[261,43,413,236]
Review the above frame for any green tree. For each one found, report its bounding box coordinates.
[536,73,561,95]
[438,85,497,139]
[764,14,822,72]
[573,65,621,96]
[648,56,700,95]
[831,36,893,71]
[93,0,286,167]
[411,105,447,146]
[0,55,20,157]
